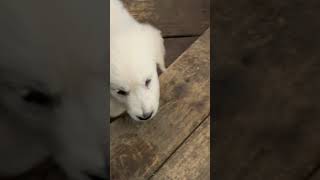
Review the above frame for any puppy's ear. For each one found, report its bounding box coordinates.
[142,24,166,72]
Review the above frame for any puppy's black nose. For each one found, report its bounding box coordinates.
[137,111,153,120]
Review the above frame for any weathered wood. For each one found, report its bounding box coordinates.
[164,37,198,67]
[122,0,210,37]
[110,28,210,180]
[214,0,320,179]
[151,117,210,180]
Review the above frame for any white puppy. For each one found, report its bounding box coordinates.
[110,0,166,121]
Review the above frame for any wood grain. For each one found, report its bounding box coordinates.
[110,28,210,180]
[121,0,210,37]
[151,117,210,180]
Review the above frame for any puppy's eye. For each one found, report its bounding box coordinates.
[117,90,128,96]
[145,79,151,87]
[22,89,55,107]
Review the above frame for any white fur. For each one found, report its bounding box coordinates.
[110,0,166,121]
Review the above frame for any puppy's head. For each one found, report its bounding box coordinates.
[110,24,166,121]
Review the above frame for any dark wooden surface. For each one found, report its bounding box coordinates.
[214,0,320,179]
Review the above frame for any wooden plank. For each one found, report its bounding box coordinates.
[214,0,320,179]
[151,117,210,180]
[164,37,198,67]
[121,0,210,37]
[110,28,210,180]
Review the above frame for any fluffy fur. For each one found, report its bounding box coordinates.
[110,0,166,121]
